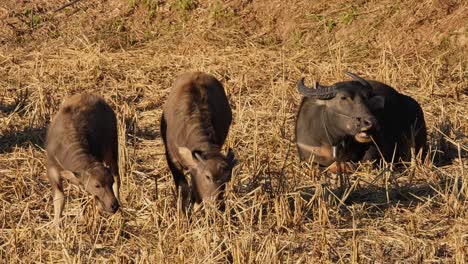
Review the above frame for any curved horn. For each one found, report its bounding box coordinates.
[297,78,337,99]
[344,71,372,89]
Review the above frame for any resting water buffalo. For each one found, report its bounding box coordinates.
[46,94,120,225]
[295,72,426,171]
[160,72,237,210]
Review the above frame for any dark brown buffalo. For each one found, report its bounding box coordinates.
[46,94,120,225]
[160,72,236,210]
[295,71,426,171]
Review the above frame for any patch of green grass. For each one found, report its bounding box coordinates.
[128,0,159,18]
[342,7,356,25]
[31,14,42,28]
[114,18,126,32]
[314,15,337,33]
[145,0,159,17]
[173,0,197,11]
[128,0,137,9]
[211,1,235,22]
[23,9,43,28]
[143,29,154,40]
[325,18,337,32]
[212,1,222,18]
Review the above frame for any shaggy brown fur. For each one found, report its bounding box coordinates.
[46,93,120,225]
[161,72,236,209]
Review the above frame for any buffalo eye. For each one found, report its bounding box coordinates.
[340,96,347,100]
[95,184,101,188]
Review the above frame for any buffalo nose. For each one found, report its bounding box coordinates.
[358,117,376,130]
[363,118,373,128]
[111,200,119,213]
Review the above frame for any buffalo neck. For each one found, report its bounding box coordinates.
[59,136,101,174]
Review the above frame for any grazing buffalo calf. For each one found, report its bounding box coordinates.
[46,94,120,225]
[295,71,426,171]
[161,72,237,210]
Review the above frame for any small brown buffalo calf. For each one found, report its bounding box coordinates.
[161,72,237,211]
[46,93,120,225]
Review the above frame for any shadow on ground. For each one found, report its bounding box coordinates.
[430,120,467,167]
[136,127,160,141]
[293,176,464,219]
[0,126,46,153]
[0,88,29,115]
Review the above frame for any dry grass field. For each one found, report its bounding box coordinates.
[0,0,467,262]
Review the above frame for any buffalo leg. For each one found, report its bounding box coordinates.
[329,161,352,194]
[48,166,65,226]
[165,152,190,210]
[160,115,190,210]
[362,145,382,162]
[336,161,345,194]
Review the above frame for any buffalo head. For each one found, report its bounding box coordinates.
[297,71,384,143]
[177,147,237,205]
[62,164,119,213]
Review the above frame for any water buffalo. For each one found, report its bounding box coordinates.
[160,72,237,210]
[295,71,426,171]
[46,93,120,225]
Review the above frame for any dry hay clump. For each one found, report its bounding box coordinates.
[0,0,467,263]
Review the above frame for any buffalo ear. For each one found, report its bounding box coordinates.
[61,170,81,185]
[226,148,238,169]
[369,95,385,110]
[193,151,205,164]
[178,147,198,168]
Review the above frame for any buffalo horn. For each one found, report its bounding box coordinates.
[344,71,372,89]
[297,78,337,99]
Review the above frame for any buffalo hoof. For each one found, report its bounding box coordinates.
[327,161,356,174]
